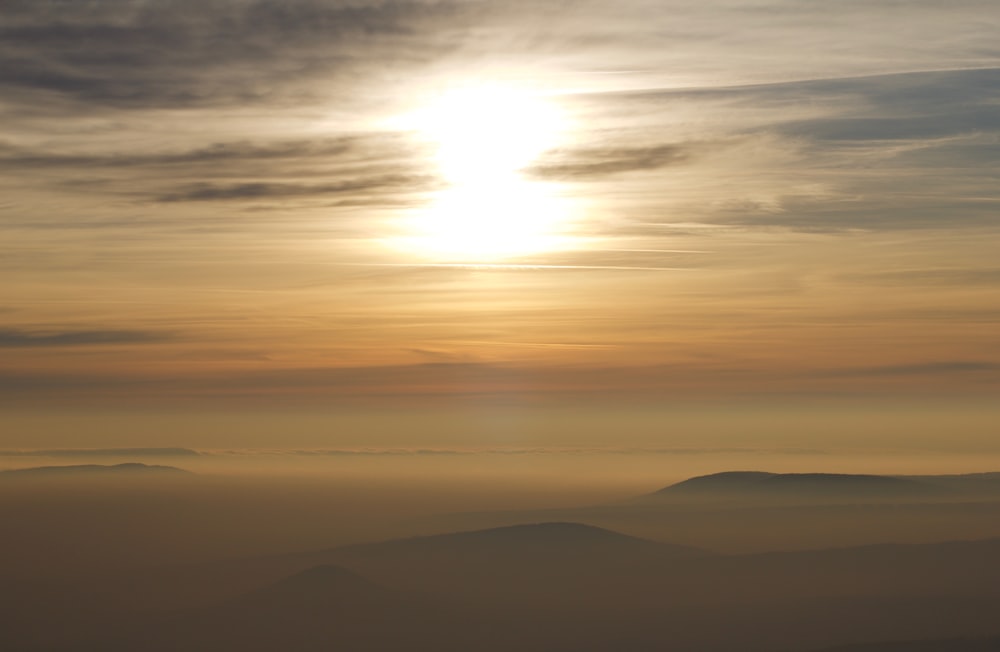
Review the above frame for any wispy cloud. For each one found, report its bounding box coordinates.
[528,143,696,179]
[0,0,471,111]
[842,268,1000,287]
[774,69,1000,142]
[0,138,360,169]
[1,357,996,406]
[0,328,171,347]
[155,174,434,203]
[824,361,1000,377]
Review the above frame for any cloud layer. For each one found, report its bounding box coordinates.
[1,0,998,416]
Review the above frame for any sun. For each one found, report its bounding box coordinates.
[392,84,575,260]
[415,84,562,185]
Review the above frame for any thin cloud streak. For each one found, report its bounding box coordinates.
[0,328,172,347]
[345,263,693,272]
[155,175,435,203]
[824,361,1000,378]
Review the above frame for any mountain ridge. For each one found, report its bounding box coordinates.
[644,470,1000,500]
[0,462,190,477]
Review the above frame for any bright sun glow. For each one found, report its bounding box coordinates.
[393,84,574,260]
[411,180,571,259]
[417,85,562,185]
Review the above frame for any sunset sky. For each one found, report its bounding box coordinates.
[2,0,998,452]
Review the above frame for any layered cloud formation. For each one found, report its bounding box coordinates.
[1,0,998,411]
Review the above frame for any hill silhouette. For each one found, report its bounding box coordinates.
[329,525,1000,609]
[320,522,708,607]
[648,471,944,499]
[428,471,1000,552]
[95,523,1000,615]
[0,462,189,477]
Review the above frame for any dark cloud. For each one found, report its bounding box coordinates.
[708,192,1000,231]
[827,361,1000,377]
[770,69,1000,141]
[0,371,144,393]
[873,307,1000,324]
[829,68,1000,116]
[229,361,513,390]
[0,362,515,402]
[567,67,1000,231]
[614,68,1000,144]
[0,327,171,347]
[636,67,1000,111]
[0,0,468,111]
[780,108,1000,142]
[528,143,695,180]
[0,138,359,169]
[155,173,434,202]
[0,132,432,212]
[0,356,996,405]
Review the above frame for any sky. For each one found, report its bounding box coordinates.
[1,0,998,453]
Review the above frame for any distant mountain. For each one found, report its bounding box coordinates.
[324,522,711,608]
[334,524,1000,609]
[647,471,947,500]
[421,471,1000,554]
[333,521,706,577]
[0,462,189,477]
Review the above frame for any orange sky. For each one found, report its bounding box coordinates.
[1,0,998,449]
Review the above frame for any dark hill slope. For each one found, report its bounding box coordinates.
[337,521,702,559]
[809,634,1000,651]
[232,564,394,611]
[329,521,709,605]
[54,541,1000,652]
[69,522,709,614]
[59,565,460,652]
